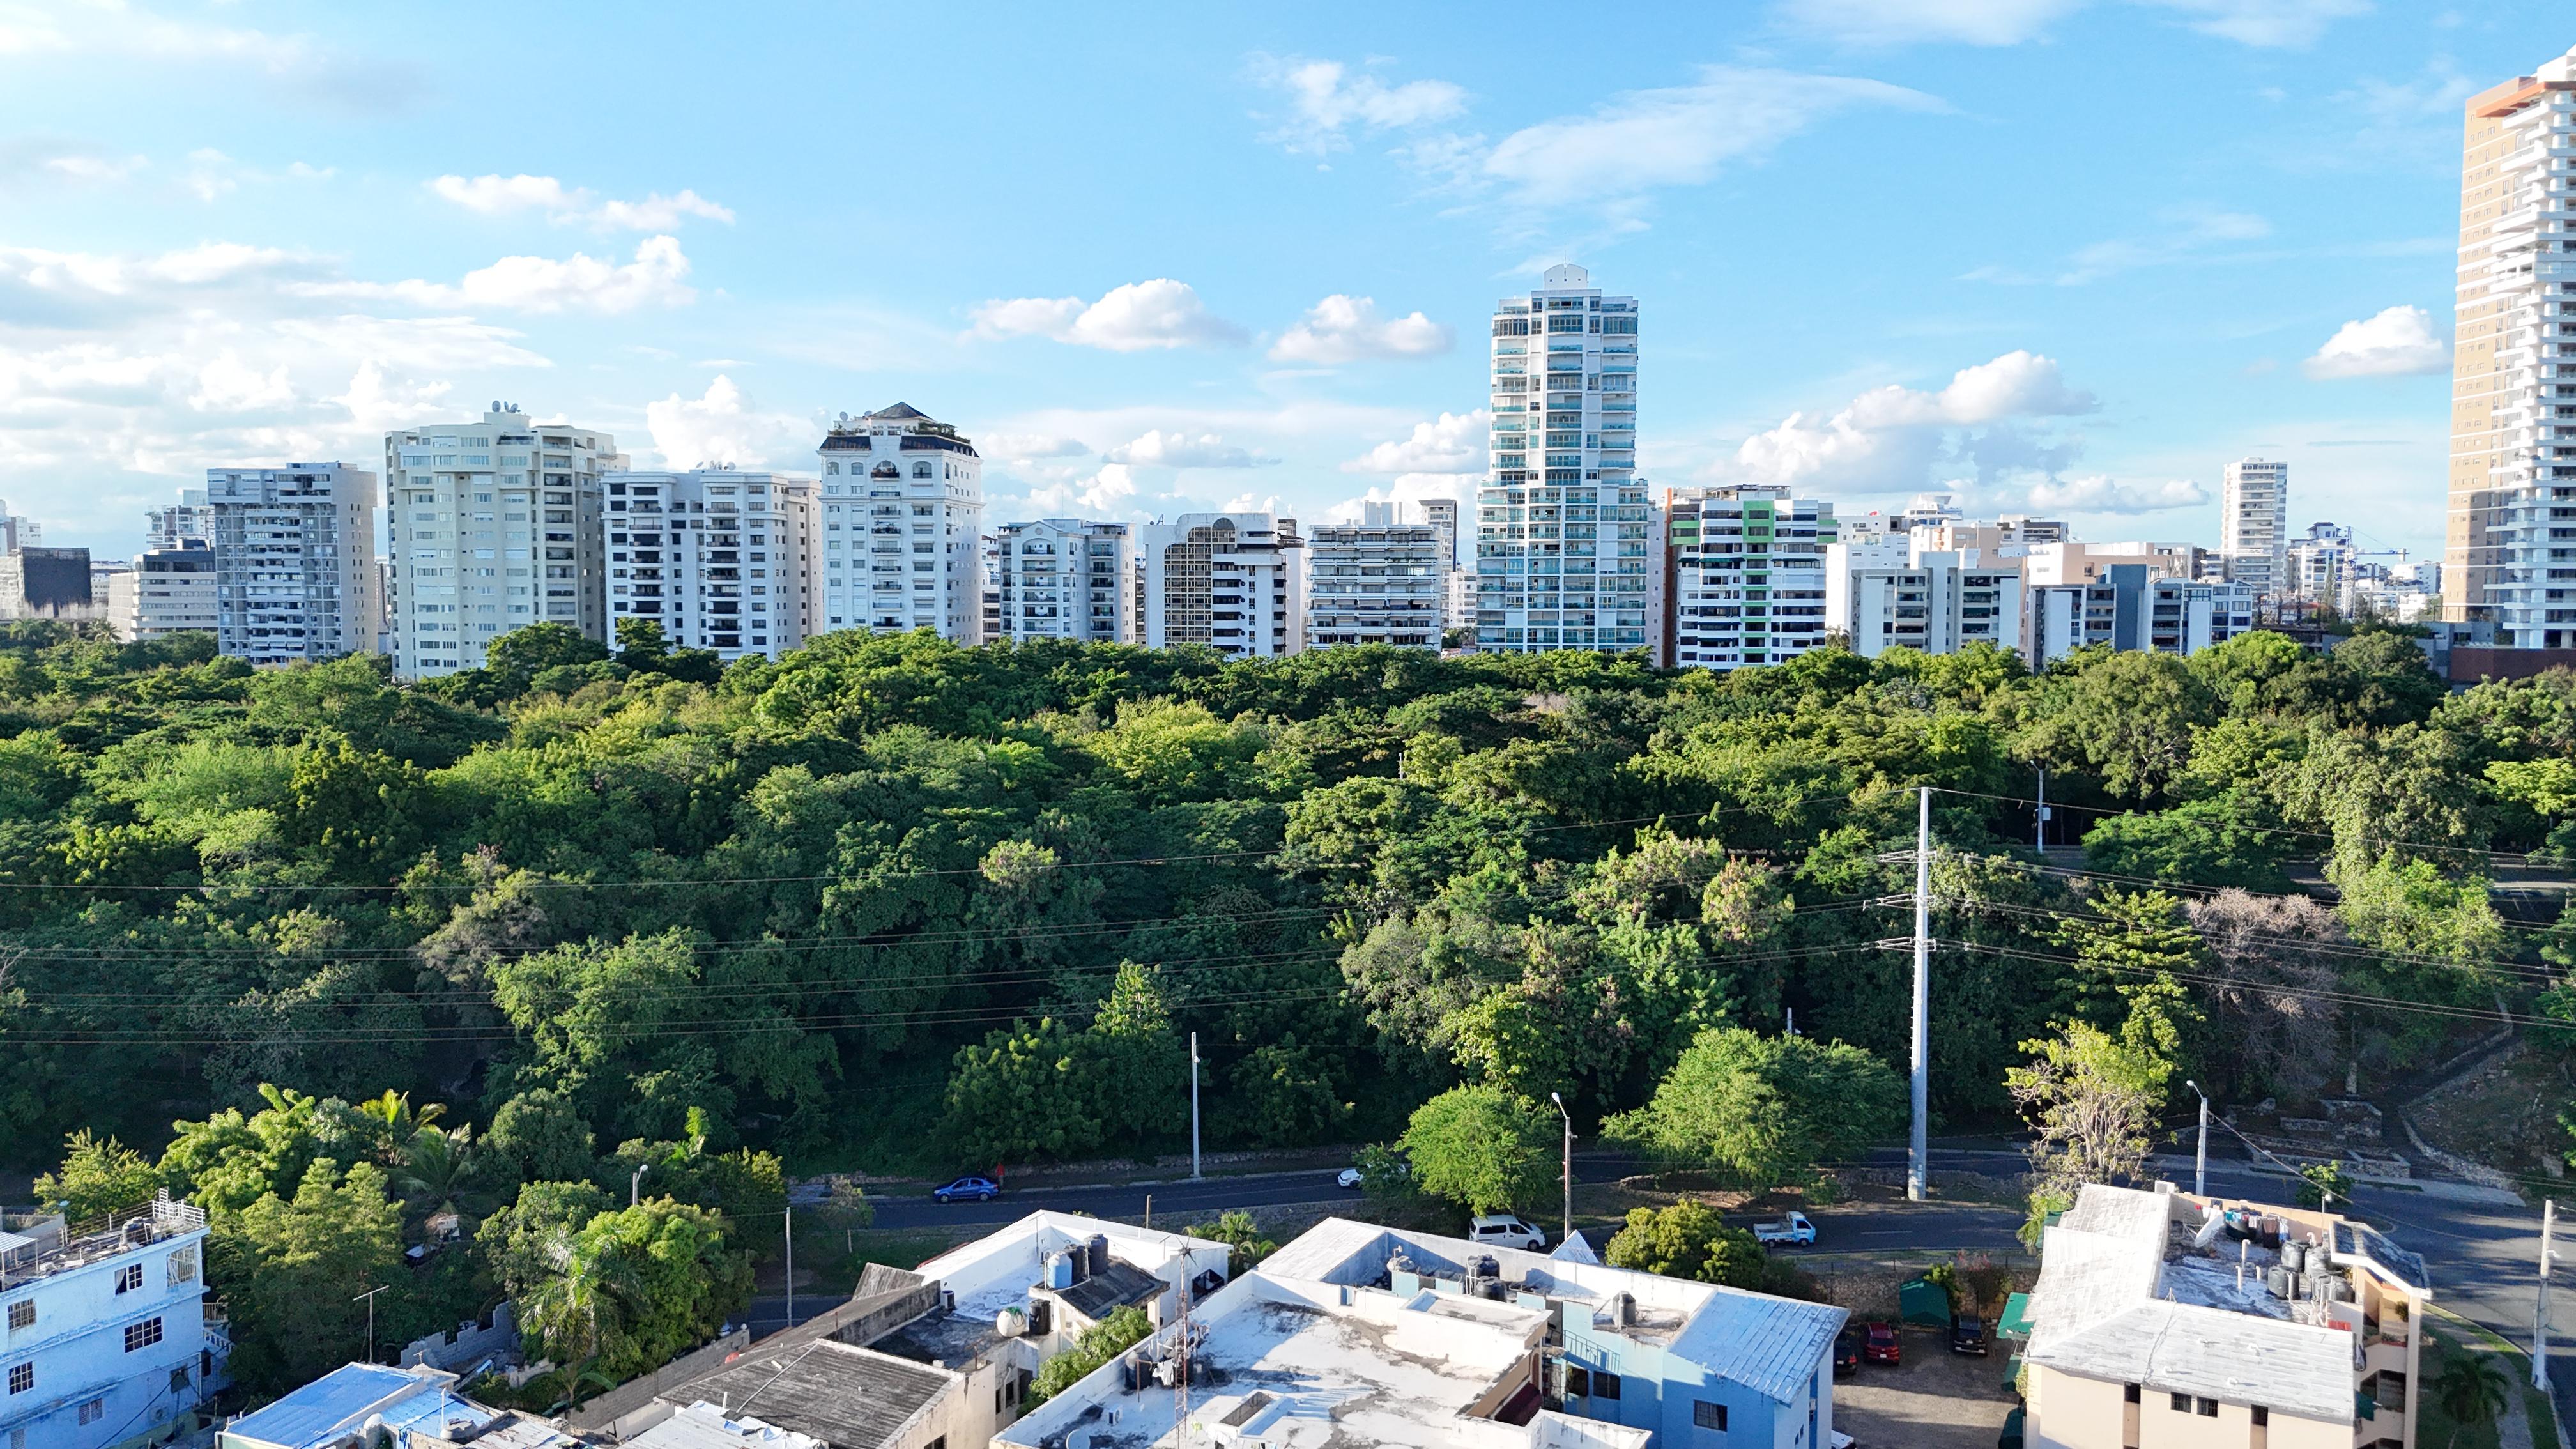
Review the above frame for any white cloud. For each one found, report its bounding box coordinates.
[1026,463,1146,516]
[181,149,332,203]
[983,432,1090,460]
[1728,351,2097,494]
[2304,304,2448,379]
[428,173,735,230]
[1965,206,2271,286]
[1784,0,2081,45]
[0,135,146,186]
[1252,55,1468,156]
[2026,475,2209,512]
[1782,0,2363,47]
[645,375,810,468]
[970,279,1246,351]
[1479,66,1941,210]
[1269,295,1452,364]
[296,236,696,314]
[1,4,424,114]
[1344,410,1491,475]
[1103,430,1276,469]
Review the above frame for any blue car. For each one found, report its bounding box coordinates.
[933,1175,1000,1203]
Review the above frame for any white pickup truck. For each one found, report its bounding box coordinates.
[1752,1211,1816,1247]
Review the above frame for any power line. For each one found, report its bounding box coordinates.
[1934,786,2531,867]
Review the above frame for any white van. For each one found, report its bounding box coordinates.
[1468,1215,1549,1252]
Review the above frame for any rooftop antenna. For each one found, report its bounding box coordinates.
[1171,1282,1193,1449]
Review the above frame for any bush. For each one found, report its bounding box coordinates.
[1025,1305,1154,1408]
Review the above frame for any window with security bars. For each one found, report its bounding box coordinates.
[78,1400,103,1425]
[116,1262,144,1293]
[125,1317,162,1353]
[8,1363,29,1394]
[3,1301,26,1331]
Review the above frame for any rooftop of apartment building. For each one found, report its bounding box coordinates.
[880,1211,1224,1368]
[2021,1183,2429,1425]
[649,1339,951,1449]
[217,1362,572,1449]
[1000,1216,1842,1449]
[0,1192,204,1291]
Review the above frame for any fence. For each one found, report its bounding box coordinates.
[558,1326,751,1436]
[399,1301,519,1372]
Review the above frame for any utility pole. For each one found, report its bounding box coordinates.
[785,1202,794,1332]
[2034,768,2048,852]
[2541,1199,2558,1392]
[355,1284,390,1364]
[2185,1080,2209,1197]
[1189,1032,1203,1181]
[1909,786,1931,1204]
[1549,1092,1573,1247]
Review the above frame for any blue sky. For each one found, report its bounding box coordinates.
[0,0,2565,562]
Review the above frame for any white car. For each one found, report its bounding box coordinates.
[1468,1214,1549,1252]
[1337,1167,1365,1190]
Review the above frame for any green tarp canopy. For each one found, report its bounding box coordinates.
[1998,1292,2035,1340]
[1899,1276,1954,1328]
[2002,1354,2025,1391]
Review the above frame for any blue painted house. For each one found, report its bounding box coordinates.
[0,1193,217,1449]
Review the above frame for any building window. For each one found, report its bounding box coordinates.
[3,1302,26,1331]
[2170,1393,2191,1412]
[167,1246,197,1285]
[2196,1398,2219,1417]
[1594,1372,1621,1400]
[2124,1384,2140,1403]
[125,1317,163,1353]
[1565,1367,1590,1399]
[1693,1401,1728,1431]
[2251,1407,2268,1426]
[79,1399,105,1425]
[116,1262,144,1293]
[7,1363,27,1394]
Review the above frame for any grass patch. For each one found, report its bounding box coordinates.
[2418,1322,2511,1449]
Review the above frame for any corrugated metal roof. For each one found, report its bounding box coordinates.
[223,1364,489,1449]
[1665,1287,1848,1407]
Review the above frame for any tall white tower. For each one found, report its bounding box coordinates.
[1475,264,1650,654]
[2220,458,2288,601]
[383,404,624,678]
[814,403,985,641]
[203,463,379,664]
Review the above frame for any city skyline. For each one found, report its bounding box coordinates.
[1,4,2566,567]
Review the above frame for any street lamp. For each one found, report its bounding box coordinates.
[2182,1080,2209,1197]
[631,1162,650,1208]
[1549,1092,1573,1248]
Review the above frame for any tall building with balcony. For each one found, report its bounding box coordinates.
[2024,565,2255,666]
[2287,521,2359,611]
[0,1193,217,1449]
[2220,458,2289,600]
[992,519,1137,644]
[2448,47,2576,644]
[203,464,379,664]
[0,548,95,624]
[1143,513,1303,658]
[1662,487,1826,670]
[604,469,815,662]
[1825,539,2025,659]
[383,404,622,677]
[143,489,209,552]
[815,404,985,641]
[107,540,219,642]
[1476,264,1651,654]
[1305,502,1445,651]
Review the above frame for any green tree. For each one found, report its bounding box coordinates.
[1606,1027,1904,1189]
[2005,1023,2171,1198]
[2016,650,2218,800]
[211,1160,408,1395]
[1205,1210,1277,1276]
[1602,1202,1765,1289]
[487,1089,599,1183]
[519,1197,753,1386]
[1025,1305,1155,1408]
[2432,1349,2509,1447]
[2295,1161,2352,1210]
[478,1179,617,1302]
[34,1130,165,1221]
[1398,1085,1555,1216]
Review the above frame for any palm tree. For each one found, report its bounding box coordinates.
[395,1125,495,1236]
[2433,1349,2508,1448]
[356,1091,446,1165]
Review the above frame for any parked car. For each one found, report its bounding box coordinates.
[1832,1326,1863,1377]
[1751,1211,1816,1247]
[1950,1314,1989,1356]
[1467,1214,1549,1252]
[1862,1321,1901,1366]
[932,1175,1000,1203]
[1337,1167,1365,1190]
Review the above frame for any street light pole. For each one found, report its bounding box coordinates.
[631,1162,649,1208]
[355,1284,388,1364]
[2185,1080,2209,1197]
[2540,1199,2557,1393]
[785,1201,795,1332]
[1908,786,1931,1204]
[1550,1092,1573,1247]
[1190,1032,1203,1181]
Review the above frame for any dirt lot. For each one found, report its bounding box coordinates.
[1832,1324,2018,1449]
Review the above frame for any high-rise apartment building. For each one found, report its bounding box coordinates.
[815,404,985,641]
[1305,503,1445,651]
[107,539,219,641]
[2220,458,2289,599]
[204,463,379,663]
[2024,566,2255,667]
[0,546,94,622]
[1662,487,1825,670]
[991,519,1137,644]
[0,498,38,554]
[1825,539,2025,659]
[2287,521,2359,611]
[1143,512,1303,658]
[1475,263,1652,654]
[384,404,622,677]
[2448,47,2576,644]
[144,487,210,551]
[604,469,816,662]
